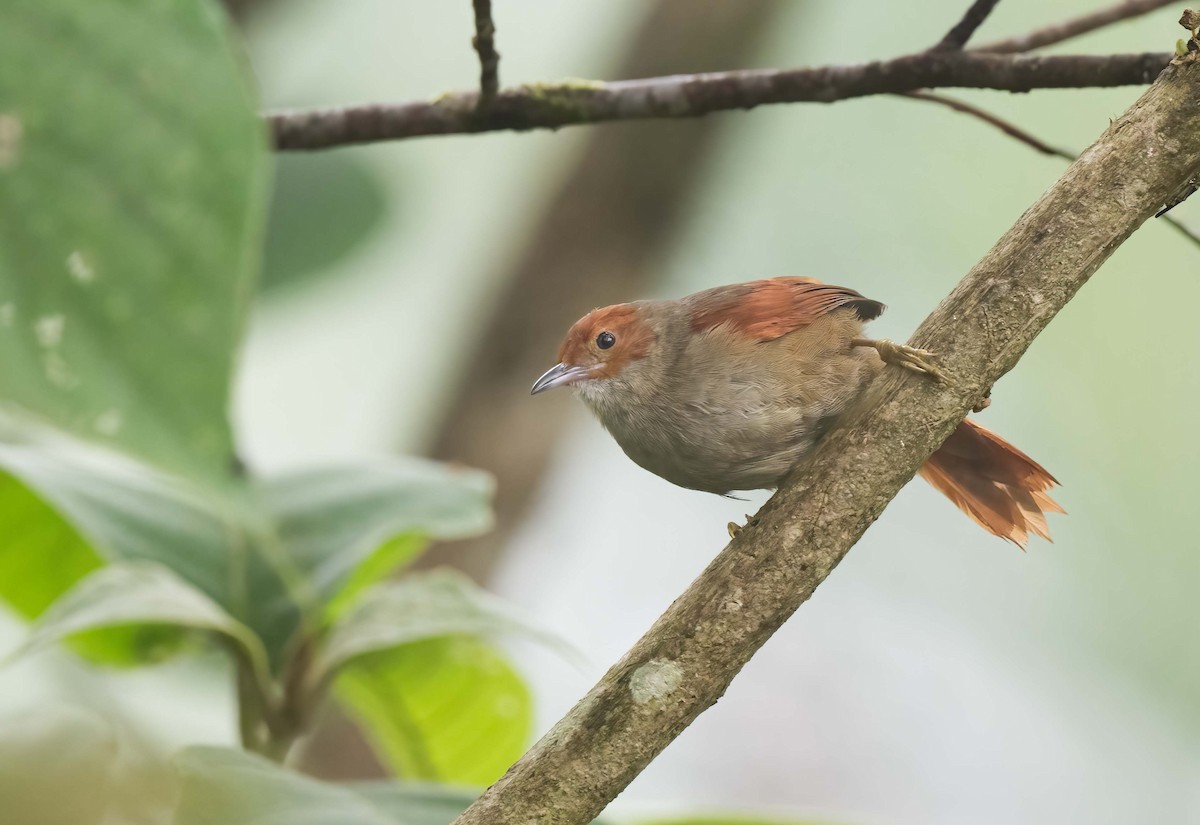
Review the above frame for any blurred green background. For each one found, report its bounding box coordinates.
[1,1,1197,823]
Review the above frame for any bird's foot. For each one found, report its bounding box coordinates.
[855,338,951,385]
[727,513,758,539]
[973,389,992,413]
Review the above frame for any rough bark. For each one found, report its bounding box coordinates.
[450,55,1200,825]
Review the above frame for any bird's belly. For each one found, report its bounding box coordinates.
[609,405,823,495]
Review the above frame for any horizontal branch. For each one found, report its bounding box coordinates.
[270,51,1168,149]
[450,55,1200,825]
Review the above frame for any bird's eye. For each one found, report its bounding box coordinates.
[596,331,616,350]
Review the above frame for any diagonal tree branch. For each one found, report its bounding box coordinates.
[270,51,1167,149]
[974,0,1179,53]
[450,55,1200,825]
[931,0,1003,51]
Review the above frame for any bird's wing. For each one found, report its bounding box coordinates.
[686,277,884,342]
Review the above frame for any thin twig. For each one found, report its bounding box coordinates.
[471,0,500,103]
[1160,210,1200,246]
[269,51,1168,149]
[901,90,1071,157]
[900,90,1200,251]
[974,0,1178,53]
[449,57,1200,825]
[932,0,1003,51]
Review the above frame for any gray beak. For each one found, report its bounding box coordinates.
[531,363,591,395]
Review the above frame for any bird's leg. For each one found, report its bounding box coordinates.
[852,338,951,385]
[727,513,758,539]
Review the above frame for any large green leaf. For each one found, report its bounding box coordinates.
[174,747,398,825]
[337,636,532,786]
[0,444,300,667]
[0,467,101,620]
[0,0,267,483]
[315,569,575,686]
[262,153,388,293]
[355,781,617,825]
[178,748,610,825]
[350,782,483,825]
[635,818,846,825]
[14,562,272,691]
[0,446,495,672]
[259,461,493,622]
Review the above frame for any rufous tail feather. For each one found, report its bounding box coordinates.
[918,419,1063,548]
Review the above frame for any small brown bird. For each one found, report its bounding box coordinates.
[532,277,1062,547]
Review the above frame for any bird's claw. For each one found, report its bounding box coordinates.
[869,339,951,385]
[727,514,757,539]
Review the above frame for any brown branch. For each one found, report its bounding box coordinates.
[270,51,1168,149]
[931,0,1002,51]
[900,90,1200,250]
[974,0,1179,53]
[901,90,1073,158]
[450,57,1200,825]
[471,0,500,103]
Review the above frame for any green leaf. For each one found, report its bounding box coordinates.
[0,467,101,619]
[260,461,493,621]
[317,569,565,786]
[262,152,388,293]
[0,446,496,672]
[353,781,621,825]
[0,0,268,483]
[634,818,846,825]
[315,569,576,685]
[0,444,300,667]
[337,636,532,785]
[14,562,272,691]
[350,782,483,825]
[326,533,427,622]
[174,746,398,825]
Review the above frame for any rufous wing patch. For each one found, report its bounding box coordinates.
[688,277,884,342]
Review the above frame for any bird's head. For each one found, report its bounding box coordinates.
[531,303,659,397]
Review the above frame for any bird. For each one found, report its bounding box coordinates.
[531,276,1062,547]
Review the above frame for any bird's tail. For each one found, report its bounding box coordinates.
[918,418,1063,548]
